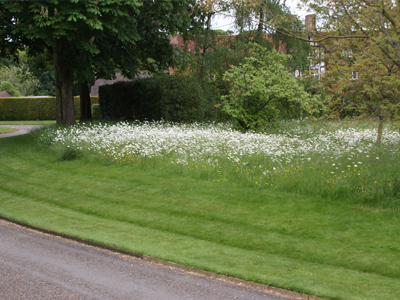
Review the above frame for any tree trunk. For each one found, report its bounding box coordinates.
[200,11,213,82]
[256,3,265,45]
[79,81,92,122]
[53,38,75,126]
[376,114,384,144]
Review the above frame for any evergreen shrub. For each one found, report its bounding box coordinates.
[91,104,101,120]
[98,75,219,122]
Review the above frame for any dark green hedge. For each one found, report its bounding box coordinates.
[0,96,99,121]
[99,75,219,122]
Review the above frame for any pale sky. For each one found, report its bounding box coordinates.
[286,0,309,16]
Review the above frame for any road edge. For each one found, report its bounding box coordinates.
[0,215,327,300]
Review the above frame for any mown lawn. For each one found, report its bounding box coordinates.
[0,127,18,134]
[0,124,399,300]
[0,120,56,125]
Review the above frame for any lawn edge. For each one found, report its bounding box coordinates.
[0,215,326,300]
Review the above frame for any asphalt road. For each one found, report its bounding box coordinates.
[0,220,301,300]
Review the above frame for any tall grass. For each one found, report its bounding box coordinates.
[37,119,400,209]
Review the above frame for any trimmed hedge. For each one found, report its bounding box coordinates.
[0,96,99,121]
[91,104,101,120]
[99,75,219,123]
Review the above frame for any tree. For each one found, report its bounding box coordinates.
[0,81,21,97]
[175,0,311,99]
[0,0,194,125]
[230,0,311,73]
[174,0,232,82]
[0,1,141,125]
[222,43,320,131]
[299,0,400,142]
[24,50,55,96]
[76,0,196,121]
[0,56,39,96]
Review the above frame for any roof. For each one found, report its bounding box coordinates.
[0,90,12,98]
[90,72,152,96]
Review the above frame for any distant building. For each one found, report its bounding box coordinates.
[304,14,325,80]
[0,90,12,97]
[169,33,288,75]
[90,71,151,96]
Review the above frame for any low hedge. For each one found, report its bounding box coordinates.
[0,96,99,121]
[91,104,101,120]
[99,75,219,123]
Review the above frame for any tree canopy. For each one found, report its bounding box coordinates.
[299,0,400,121]
[230,0,311,72]
[222,43,320,131]
[0,55,39,96]
[175,0,311,96]
[0,0,195,124]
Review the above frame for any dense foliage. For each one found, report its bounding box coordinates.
[231,0,311,72]
[175,0,310,96]
[0,0,195,125]
[0,53,55,97]
[222,44,321,131]
[99,75,218,123]
[0,58,38,96]
[300,0,400,122]
[0,96,98,121]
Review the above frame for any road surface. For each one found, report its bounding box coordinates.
[0,125,46,138]
[0,219,301,300]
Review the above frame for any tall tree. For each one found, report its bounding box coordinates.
[175,0,231,82]
[230,0,311,73]
[24,50,56,96]
[175,0,310,96]
[0,0,141,125]
[300,0,400,142]
[0,0,194,125]
[76,0,196,121]
[0,59,39,96]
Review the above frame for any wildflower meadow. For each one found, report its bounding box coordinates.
[40,120,400,209]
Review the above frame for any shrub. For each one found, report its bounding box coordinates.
[0,96,99,121]
[0,81,21,97]
[91,104,101,120]
[222,44,321,131]
[59,145,82,161]
[0,97,56,120]
[99,75,219,123]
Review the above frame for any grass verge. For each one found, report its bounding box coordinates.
[0,132,399,300]
[0,127,18,134]
[0,120,56,125]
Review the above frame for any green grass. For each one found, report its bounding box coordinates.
[0,130,399,300]
[0,120,56,125]
[0,127,18,134]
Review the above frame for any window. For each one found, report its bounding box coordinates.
[310,67,319,77]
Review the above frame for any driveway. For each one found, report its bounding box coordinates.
[0,219,303,300]
[0,124,46,138]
